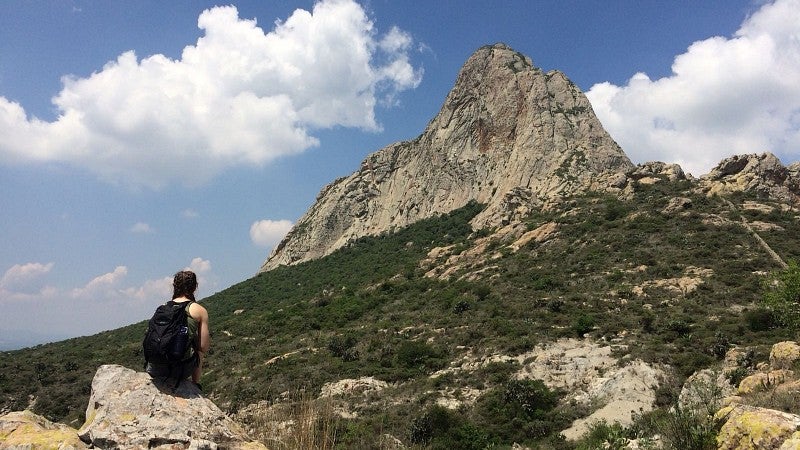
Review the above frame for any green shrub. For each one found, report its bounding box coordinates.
[575,420,629,450]
[327,334,359,361]
[409,406,492,449]
[744,308,777,331]
[572,314,596,337]
[761,261,800,329]
[395,341,444,371]
[472,378,566,444]
[643,405,720,450]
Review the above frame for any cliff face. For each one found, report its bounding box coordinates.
[260,43,633,272]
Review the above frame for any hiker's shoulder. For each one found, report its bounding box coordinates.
[188,302,208,318]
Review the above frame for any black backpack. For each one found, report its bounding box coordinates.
[142,300,193,365]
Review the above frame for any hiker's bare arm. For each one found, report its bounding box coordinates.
[195,304,211,354]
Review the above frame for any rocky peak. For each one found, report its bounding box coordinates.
[259,44,633,271]
[699,152,800,203]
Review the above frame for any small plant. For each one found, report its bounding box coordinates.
[643,404,721,450]
[744,307,776,331]
[725,367,748,387]
[453,300,471,314]
[710,333,729,360]
[547,298,565,313]
[572,314,596,337]
[395,340,444,371]
[327,334,359,361]
[576,420,629,450]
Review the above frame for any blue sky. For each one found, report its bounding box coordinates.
[2,0,799,349]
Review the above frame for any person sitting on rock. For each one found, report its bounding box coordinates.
[145,270,211,388]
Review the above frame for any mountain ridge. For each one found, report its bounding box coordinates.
[260,43,800,273]
[260,43,635,271]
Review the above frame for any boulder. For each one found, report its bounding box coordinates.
[716,404,800,450]
[679,368,735,413]
[738,370,794,395]
[0,410,87,449]
[770,341,800,369]
[78,364,265,449]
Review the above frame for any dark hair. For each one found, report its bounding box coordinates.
[172,270,197,301]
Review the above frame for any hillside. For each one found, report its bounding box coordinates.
[2,171,799,447]
[3,43,800,448]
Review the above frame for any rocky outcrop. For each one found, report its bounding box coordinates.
[0,410,88,449]
[259,43,634,271]
[0,366,266,449]
[429,338,667,441]
[714,341,800,449]
[716,404,800,450]
[699,153,800,203]
[78,365,265,449]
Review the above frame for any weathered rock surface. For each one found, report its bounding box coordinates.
[699,152,800,203]
[259,43,634,271]
[78,364,265,449]
[770,341,800,369]
[0,410,87,449]
[716,404,800,450]
[713,341,800,449]
[429,338,666,441]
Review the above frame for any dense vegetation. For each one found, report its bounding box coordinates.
[1,177,798,448]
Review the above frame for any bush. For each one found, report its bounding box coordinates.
[572,314,595,337]
[471,378,566,444]
[762,260,800,329]
[327,334,359,361]
[503,379,559,416]
[744,308,777,331]
[409,406,492,449]
[395,341,444,371]
[575,420,629,450]
[643,405,720,450]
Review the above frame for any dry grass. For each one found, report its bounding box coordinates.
[235,391,338,450]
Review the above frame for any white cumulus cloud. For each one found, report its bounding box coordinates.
[0,0,422,188]
[250,219,293,248]
[586,0,800,177]
[70,266,129,299]
[130,222,154,234]
[187,257,212,275]
[181,209,199,219]
[0,262,54,292]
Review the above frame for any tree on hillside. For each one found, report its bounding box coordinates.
[762,260,800,329]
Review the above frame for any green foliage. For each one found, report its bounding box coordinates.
[641,405,720,450]
[471,379,567,444]
[409,405,492,449]
[744,307,777,331]
[575,420,630,450]
[761,260,800,329]
[394,340,445,372]
[572,314,595,337]
[327,334,359,361]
